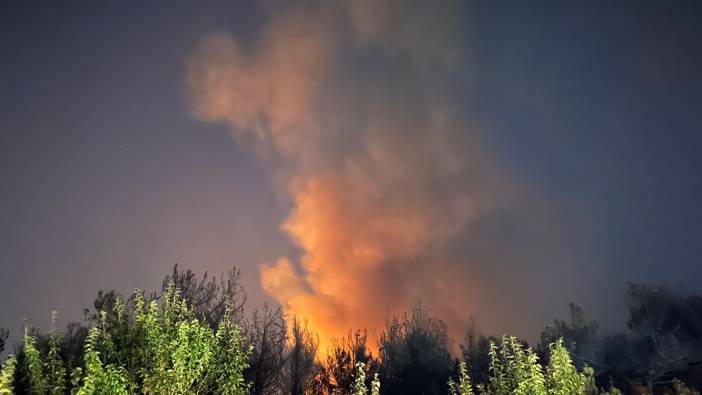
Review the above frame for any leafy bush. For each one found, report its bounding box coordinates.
[545,339,586,395]
[74,328,128,394]
[8,267,702,395]
[379,304,454,394]
[0,356,16,394]
[450,337,590,395]
[24,334,48,394]
[353,362,380,395]
[314,329,377,394]
[447,336,702,395]
[19,281,250,394]
[448,362,474,395]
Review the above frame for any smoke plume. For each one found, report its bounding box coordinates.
[187,0,568,353]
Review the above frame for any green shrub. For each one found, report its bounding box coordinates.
[74,328,129,395]
[448,362,475,395]
[0,356,16,394]
[45,336,67,394]
[19,281,250,394]
[24,334,47,395]
[479,335,546,395]
[353,362,381,395]
[450,336,594,395]
[133,282,250,394]
[545,339,586,395]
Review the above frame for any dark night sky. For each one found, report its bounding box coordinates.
[1,1,702,342]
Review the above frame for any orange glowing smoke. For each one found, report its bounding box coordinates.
[187,0,565,355]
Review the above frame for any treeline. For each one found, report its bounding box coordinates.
[0,265,700,394]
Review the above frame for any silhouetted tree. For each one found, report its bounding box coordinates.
[163,264,247,328]
[245,304,287,395]
[285,316,318,394]
[58,323,88,376]
[83,290,125,328]
[625,282,702,394]
[460,319,498,386]
[11,313,87,395]
[0,328,8,355]
[379,304,455,395]
[538,302,599,369]
[8,264,702,394]
[597,332,634,372]
[314,329,378,394]
[545,283,702,393]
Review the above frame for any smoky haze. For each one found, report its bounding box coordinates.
[3,0,702,362]
[186,0,578,351]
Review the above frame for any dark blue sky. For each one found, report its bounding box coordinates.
[1,1,701,340]
[464,1,702,314]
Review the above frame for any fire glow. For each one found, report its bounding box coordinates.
[187,0,563,354]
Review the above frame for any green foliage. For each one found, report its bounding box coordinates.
[370,373,380,395]
[24,334,48,394]
[45,336,67,394]
[582,366,598,395]
[9,269,702,395]
[448,362,475,395]
[353,362,380,395]
[134,282,250,394]
[479,335,546,395]
[353,362,368,395]
[16,281,250,394]
[75,328,129,395]
[135,285,212,393]
[204,303,251,394]
[0,356,17,394]
[545,339,586,395]
[448,336,594,395]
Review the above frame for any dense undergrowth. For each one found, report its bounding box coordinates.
[0,265,699,394]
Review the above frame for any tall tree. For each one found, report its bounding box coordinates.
[538,303,599,369]
[314,329,378,394]
[379,304,454,395]
[163,264,247,328]
[461,319,499,386]
[244,304,287,395]
[285,316,318,395]
[625,282,702,394]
